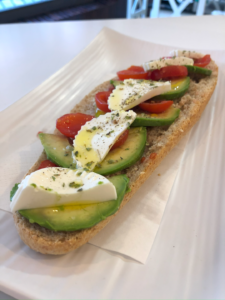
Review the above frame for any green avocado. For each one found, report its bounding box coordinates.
[131,107,180,127]
[185,65,212,77]
[39,128,146,175]
[10,183,19,201]
[111,77,190,100]
[19,175,129,232]
[153,77,190,100]
[39,133,76,169]
[94,127,147,175]
[110,80,123,87]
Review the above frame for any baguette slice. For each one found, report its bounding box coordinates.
[13,60,218,255]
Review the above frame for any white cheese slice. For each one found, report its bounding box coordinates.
[10,167,117,212]
[73,110,136,170]
[108,79,171,111]
[169,50,204,59]
[142,56,194,71]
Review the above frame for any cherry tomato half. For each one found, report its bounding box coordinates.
[127,66,146,72]
[117,65,149,80]
[194,55,211,68]
[108,84,115,93]
[139,100,173,114]
[56,113,94,138]
[38,160,58,170]
[95,91,111,112]
[110,129,129,151]
[150,66,188,81]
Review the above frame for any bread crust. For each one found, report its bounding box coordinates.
[13,61,218,254]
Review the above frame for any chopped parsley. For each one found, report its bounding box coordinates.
[106,130,114,136]
[86,161,94,168]
[98,181,103,185]
[69,182,84,189]
[30,183,37,188]
[86,147,92,151]
[108,159,114,164]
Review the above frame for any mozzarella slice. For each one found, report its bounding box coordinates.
[10,167,117,212]
[108,79,171,111]
[169,50,204,59]
[142,56,193,71]
[73,110,136,170]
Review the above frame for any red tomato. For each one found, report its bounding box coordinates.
[150,153,157,160]
[194,55,211,68]
[117,65,149,80]
[37,131,43,137]
[140,157,146,163]
[95,91,111,113]
[150,66,188,81]
[139,100,173,114]
[108,84,115,93]
[56,113,94,138]
[110,130,129,151]
[127,66,145,72]
[38,160,58,170]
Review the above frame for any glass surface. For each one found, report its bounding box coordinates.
[0,0,51,11]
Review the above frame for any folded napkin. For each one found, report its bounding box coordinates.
[0,133,189,264]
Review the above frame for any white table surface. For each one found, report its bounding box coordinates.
[1,16,225,299]
[1,15,225,112]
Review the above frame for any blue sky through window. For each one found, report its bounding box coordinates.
[0,0,51,12]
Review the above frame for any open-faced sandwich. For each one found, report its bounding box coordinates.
[10,50,218,254]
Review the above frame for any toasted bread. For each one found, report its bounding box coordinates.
[13,60,218,254]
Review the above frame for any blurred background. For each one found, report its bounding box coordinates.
[0,0,224,24]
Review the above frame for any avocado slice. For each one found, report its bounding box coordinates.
[39,128,146,175]
[111,77,190,100]
[131,107,180,127]
[94,127,147,175]
[19,175,129,232]
[153,77,190,100]
[110,80,123,87]
[10,183,19,201]
[185,65,212,77]
[39,133,76,169]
